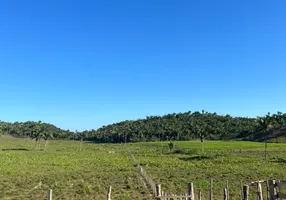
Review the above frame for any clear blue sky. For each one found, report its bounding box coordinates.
[0,0,285,131]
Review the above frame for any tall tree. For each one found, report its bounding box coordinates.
[30,121,44,150]
[43,131,53,151]
[77,130,88,151]
[256,113,276,160]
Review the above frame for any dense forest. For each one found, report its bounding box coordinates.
[0,111,286,143]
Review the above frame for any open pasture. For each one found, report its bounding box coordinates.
[0,136,285,199]
[131,141,286,199]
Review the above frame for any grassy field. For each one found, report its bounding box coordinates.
[0,135,285,200]
[131,141,286,199]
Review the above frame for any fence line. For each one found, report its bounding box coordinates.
[128,152,158,195]
[3,151,284,200]
[128,152,286,200]
[9,180,286,200]
[128,152,195,199]
[3,180,286,200]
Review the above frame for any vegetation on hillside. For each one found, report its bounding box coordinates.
[1,111,286,143]
[0,121,74,140]
[86,111,286,143]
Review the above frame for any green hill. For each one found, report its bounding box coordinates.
[0,121,74,139]
[89,111,286,143]
[1,111,285,143]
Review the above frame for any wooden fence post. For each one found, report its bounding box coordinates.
[226,180,229,200]
[257,182,263,200]
[266,179,270,200]
[240,180,243,200]
[107,186,112,200]
[210,178,213,200]
[188,182,195,200]
[153,184,156,196]
[47,189,52,200]
[198,191,202,200]
[243,185,249,200]
[156,184,162,199]
[161,190,165,200]
[224,188,228,200]
[268,180,276,200]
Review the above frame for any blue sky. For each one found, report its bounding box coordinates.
[0,0,285,130]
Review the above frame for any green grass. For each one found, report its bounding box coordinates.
[129,141,286,199]
[0,135,151,200]
[0,135,285,200]
[138,140,286,150]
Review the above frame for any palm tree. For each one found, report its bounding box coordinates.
[78,131,88,151]
[256,114,276,160]
[43,131,53,151]
[273,111,286,125]
[193,123,206,154]
[30,121,44,150]
[257,114,276,132]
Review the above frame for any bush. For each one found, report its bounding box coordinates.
[168,141,174,152]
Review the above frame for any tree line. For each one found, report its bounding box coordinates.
[0,111,286,144]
